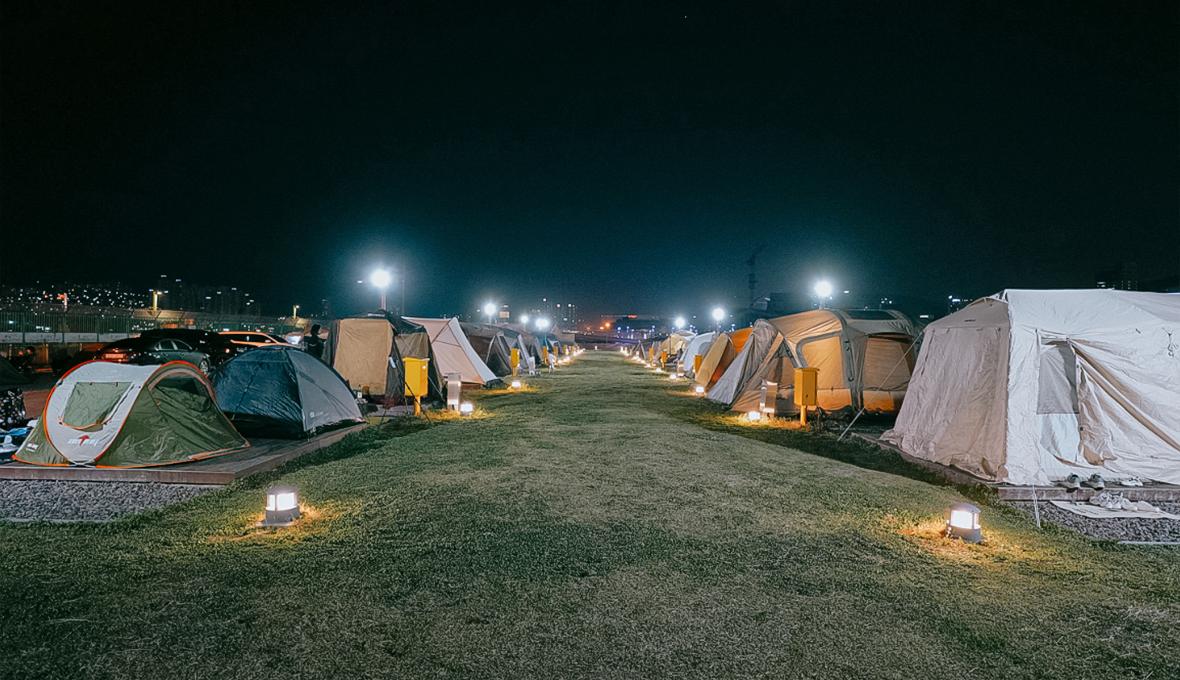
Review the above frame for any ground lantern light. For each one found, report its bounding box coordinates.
[511,379,522,389]
[946,502,983,543]
[262,485,301,527]
[745,410,762,422]
[694,385,705,395]
[459,401,475,416]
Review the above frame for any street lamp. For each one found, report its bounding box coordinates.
[520,313,530,325]
[291,304,300,320]
[673,316,685,330]
[483,302,497,324]
[711,307,725,330]
[370,268,392,310]
[535,317,551,331]
[813,280,834,307]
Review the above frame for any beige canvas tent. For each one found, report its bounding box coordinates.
[404,317,500,386]
[883,290,1180,486]
[679,332,716,376]
[708,309,917,415]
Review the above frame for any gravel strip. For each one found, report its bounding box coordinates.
[0,480,219,523]
[1010,499,1180,543]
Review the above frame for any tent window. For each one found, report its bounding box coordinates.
[1037,341,1078,414]
[862,337,913,392]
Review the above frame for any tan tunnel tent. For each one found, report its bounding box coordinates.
[693,326,753,389]
[15,361,246,468]
[322,313,444,403]
[883,290,1180,486]
[708,309,917,415]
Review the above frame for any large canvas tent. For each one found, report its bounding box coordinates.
[15,361,246,468]
[322,314,444,403]
[213,346,364,438]
[405,317,500,386]
[709,309,917,414]
[460,323,515,377]
[883,290,1180,486]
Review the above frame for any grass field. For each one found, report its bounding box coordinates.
[1,352,1177,679]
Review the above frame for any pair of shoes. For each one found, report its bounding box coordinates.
[1059,474,1081,491]
[1082,474,1106,491]
[1118,478,1144,487]
[1087,492,1134,511]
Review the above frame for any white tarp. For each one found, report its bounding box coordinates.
[884,290,1180,486]
[405,317,498,386]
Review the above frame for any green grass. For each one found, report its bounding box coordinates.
[1,353,1177,679]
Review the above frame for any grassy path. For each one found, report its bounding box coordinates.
[1,352,1177,678]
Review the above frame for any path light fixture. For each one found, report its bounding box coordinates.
[261,485,300,527]
[459,401,475,416]
[511,379,522,389]
[694,385,705,395]
[745,410,762,422]
[946,502,983,543]
[446,373,462,411]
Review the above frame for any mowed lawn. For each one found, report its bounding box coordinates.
[1,353,1177,679]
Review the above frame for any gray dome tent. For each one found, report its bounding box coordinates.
[213,346,364,438]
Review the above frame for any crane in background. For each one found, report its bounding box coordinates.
[746,243,766,303]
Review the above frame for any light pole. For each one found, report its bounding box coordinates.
[813,280,834,309]
[520,313,530,325]
[483,302,497,325]
[292,304,300,320]
[673,316,685,331]
[370,268,392,310]
[535,317,551,332]
[711,307,725,332]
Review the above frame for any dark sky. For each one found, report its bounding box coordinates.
[2,1,1177,319]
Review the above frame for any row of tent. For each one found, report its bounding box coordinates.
[321,313,570,403]
[633,308,917,417]
[13,313,578,468]
[640,290,1180,487]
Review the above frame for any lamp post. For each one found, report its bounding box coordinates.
[711,307,725,331]
[483,302,497,325]
[370,268,392,310]
[291,304,300,320]
[673,316,685,331]
[520,313,530,325]
[813,280,834,309]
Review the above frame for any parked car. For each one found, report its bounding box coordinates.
[219,331,291,350]
[138,328,238,366]
[98,337,213,372]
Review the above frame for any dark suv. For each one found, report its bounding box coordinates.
[138,328,239,367]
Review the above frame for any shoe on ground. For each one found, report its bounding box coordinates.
[1082,474,1106,491]
[1058,474,1082,491]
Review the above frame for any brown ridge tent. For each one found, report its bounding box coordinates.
[322,313,443,403]
[708,309,917,415]
[460,322,514,377]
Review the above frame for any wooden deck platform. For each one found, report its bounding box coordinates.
[0,424,366,485]
[851,432,1180,502]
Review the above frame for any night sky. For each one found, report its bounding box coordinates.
[2,1,1177,319]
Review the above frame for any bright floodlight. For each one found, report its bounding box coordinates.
[370,268,392,289]
[483,302,497,316]
[711,307,725,323]
[536,317,551,331]
[520,314,530,324]
[813,280,834,299]
[673,316,685,329]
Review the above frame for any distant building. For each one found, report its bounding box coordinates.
[1095,262,1138,291]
